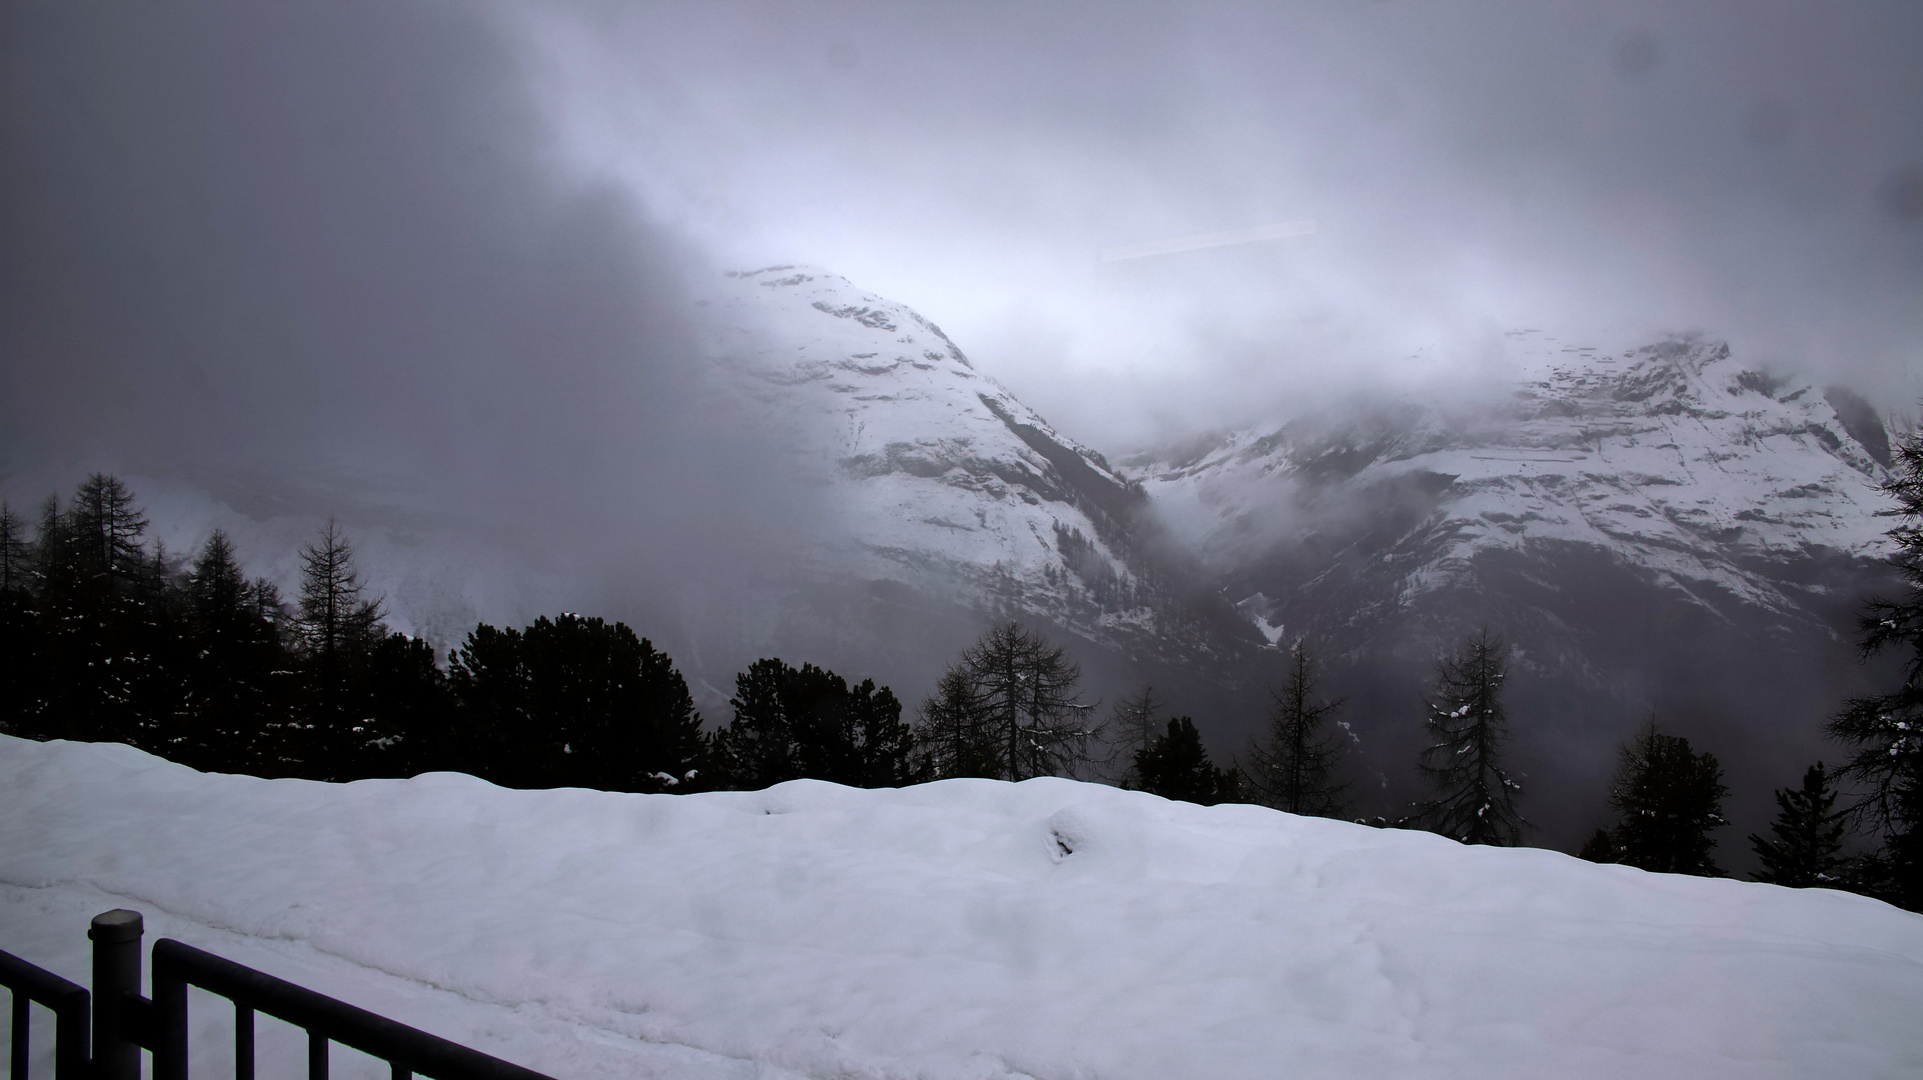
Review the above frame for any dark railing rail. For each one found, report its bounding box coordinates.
[0,946,90,1080]
[150,939,555,1080]
[3,911,559,1080]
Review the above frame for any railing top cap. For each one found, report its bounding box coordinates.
[89,909,144,942]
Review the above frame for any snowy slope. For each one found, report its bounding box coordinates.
[695,266,1184,643]
[4,735,1921,1080]
[1134,333,1895,634]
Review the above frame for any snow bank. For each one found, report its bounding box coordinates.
[3,735,1921,1080]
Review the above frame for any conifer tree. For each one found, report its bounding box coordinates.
[290,518,386,777]
[1607,722,1729,876]
[8,497,72,740]
[447,615,704,792]
[0,504,37,738]
[444,622,529,781]
[842,677,921,788]
[1110,684,1164,786]
[1750,762,1847,888]
[953,622,1100,782]
[68,473,150,605]
[1245,642,1350,817]
[130,539,193,757]
[363,632,452,777]
[712,657,919,789]
[294,518,385,664]
[0,503,28,595]
[1578,827,1622,864]
[1414,629,1525,846]
[33,477,162,746]
[1827,421,1923,908]
[1135,716,1237,805]
[918,667,998,779]
[182,531,290,772]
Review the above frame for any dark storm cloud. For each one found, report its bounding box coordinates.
[0,1,813,612]
[3,0,1919,624]
[514,1,1923,443]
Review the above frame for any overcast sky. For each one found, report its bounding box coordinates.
[511,0,1923,444]
[5,0,1920,477]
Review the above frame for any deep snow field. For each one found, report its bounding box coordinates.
[4,735,1922,1080]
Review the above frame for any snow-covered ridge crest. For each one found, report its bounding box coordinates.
[1135,332,1895,629]
[695,266,1164,639]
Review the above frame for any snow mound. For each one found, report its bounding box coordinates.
[3,735,1921,1080]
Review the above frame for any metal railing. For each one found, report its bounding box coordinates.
[2,910,559,1080]
[0,943,89,1080]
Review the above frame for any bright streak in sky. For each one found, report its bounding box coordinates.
[1098,220,1318,262]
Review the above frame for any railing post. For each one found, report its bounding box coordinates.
[151,946,188,1080]
[89,910,144,1080]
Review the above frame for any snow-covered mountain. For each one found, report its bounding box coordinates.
[1127,332,1903,844]
[8,734,1922,1080]
[682,266,1257,688]
[32,267,1898,837]
[1135,332,1893,638]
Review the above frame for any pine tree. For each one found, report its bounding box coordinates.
[0,503,28,596]
[843,677,922,788]
[445,622,530,783]
[1750,762,1847,888]
[1245,642,1350,816]
[362,632,452,778]
[181,531,292,772]
[712,657,919,789]
[0,503,36,737]
[1135,716,1236,805]
[712,657,803,789]
[130,539,192,758]
[1578,827,1622,863]
[917,667,999,779]
[9,497,71,740]
[1607,722,1729,876]
[1414,629,1525,846]
[448,615,705,792]
[1827,422,1923,909]
[954,622,1101,782]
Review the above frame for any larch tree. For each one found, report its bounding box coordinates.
[291,518,386,777]
[956,622,1101,782]
[917,666,999,780]
[1414,629,1525,846]
[1109,683,1164,787]
[1245,641,1350,817]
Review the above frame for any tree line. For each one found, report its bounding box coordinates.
[0,477,1109,792]
[6,434,1923,914]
